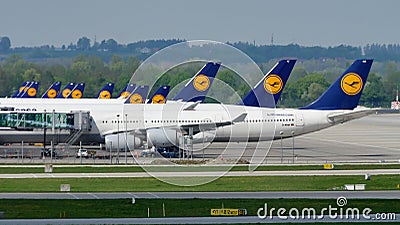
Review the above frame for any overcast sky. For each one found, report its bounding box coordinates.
[2,0,399,47]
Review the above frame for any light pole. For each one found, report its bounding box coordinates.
[109,141,112,164]
[43,110,47,156]
[202,131,205,161]
[117,114,120,164]
[291,131,295,164]
[125,113,128,165]
[279,131,284,163]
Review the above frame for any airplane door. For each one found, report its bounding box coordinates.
[295,113,304,127]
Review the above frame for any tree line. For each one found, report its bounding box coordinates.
[2,36,400,63]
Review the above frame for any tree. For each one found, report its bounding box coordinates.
[22,68,41,81]
[281,73,330,107]
[0,36,11,51]
[289,67,308,81]
[106,39,118,51]
[77,37,91,51]
[383,68,400,100]
[360,73,387,107]
[307,83,325,101]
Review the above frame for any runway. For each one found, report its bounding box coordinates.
[0,169,399,178]
[199,114,400,164]
[2,215,399,225]
[0,191,399,199]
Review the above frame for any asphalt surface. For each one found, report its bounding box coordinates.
[204,114,400,164]
[0,169,399,178]
[0,191,399,199]
[2,215,399,225]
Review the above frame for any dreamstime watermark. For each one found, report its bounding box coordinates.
[257,196,397,221]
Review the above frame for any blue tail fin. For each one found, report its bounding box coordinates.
[20,81,39,98]
[124,85,149,104]
[12,81,29,98]
[67,83,85,99]
[301,59,373,110]
[172,62,221,102]
[241,59,296,107]
[42,81,62,98]
[118,83,136,99]
[147,86,170,104]
[57,82,76,98]
[97,83,115,99]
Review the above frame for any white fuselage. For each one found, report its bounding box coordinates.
[0,98,350,144]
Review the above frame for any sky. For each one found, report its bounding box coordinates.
[1,0,400,47]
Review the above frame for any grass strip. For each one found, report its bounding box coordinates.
[0,163,398,174]
[0,198,398,219]
[0,175,398,192]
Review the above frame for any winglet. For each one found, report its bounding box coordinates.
[172,62,221,102]
[232,113,247,123]
[301,59,373,110]
[183,101,201,110]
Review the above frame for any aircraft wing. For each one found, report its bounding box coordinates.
[179,112,247,135]
[327,107,378,124]
[103,113,247,136]
[183,101,201,110]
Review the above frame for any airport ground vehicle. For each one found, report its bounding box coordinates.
[76,149,88,158]
[40,148,58,158]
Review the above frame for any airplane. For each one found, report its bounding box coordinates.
[19,81,39,98]
[57,82,75,98]
[141,61,221,105]
[189,59,374,144]
[118,83,136,99]
[240,59,296,107]
[172,62,221,102]
[66,83,85,99]
[124,85,150,104]
[114,60,373,148]
[0,59,374,154]
[42,81,62,98]
[147,86,171,104]
[11,81,30,98]
[96,83,114,99]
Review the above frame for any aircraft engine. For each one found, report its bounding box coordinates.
[147,128,180,147]
[105,133,143,150]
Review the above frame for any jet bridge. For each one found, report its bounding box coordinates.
[0,110,91,144]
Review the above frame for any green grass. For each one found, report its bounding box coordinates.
[0,175,398,192]
[0,163,398,174]
[0,198,398,219]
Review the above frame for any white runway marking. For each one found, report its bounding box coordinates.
[68,193,79,199]
[88,192,99,199]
